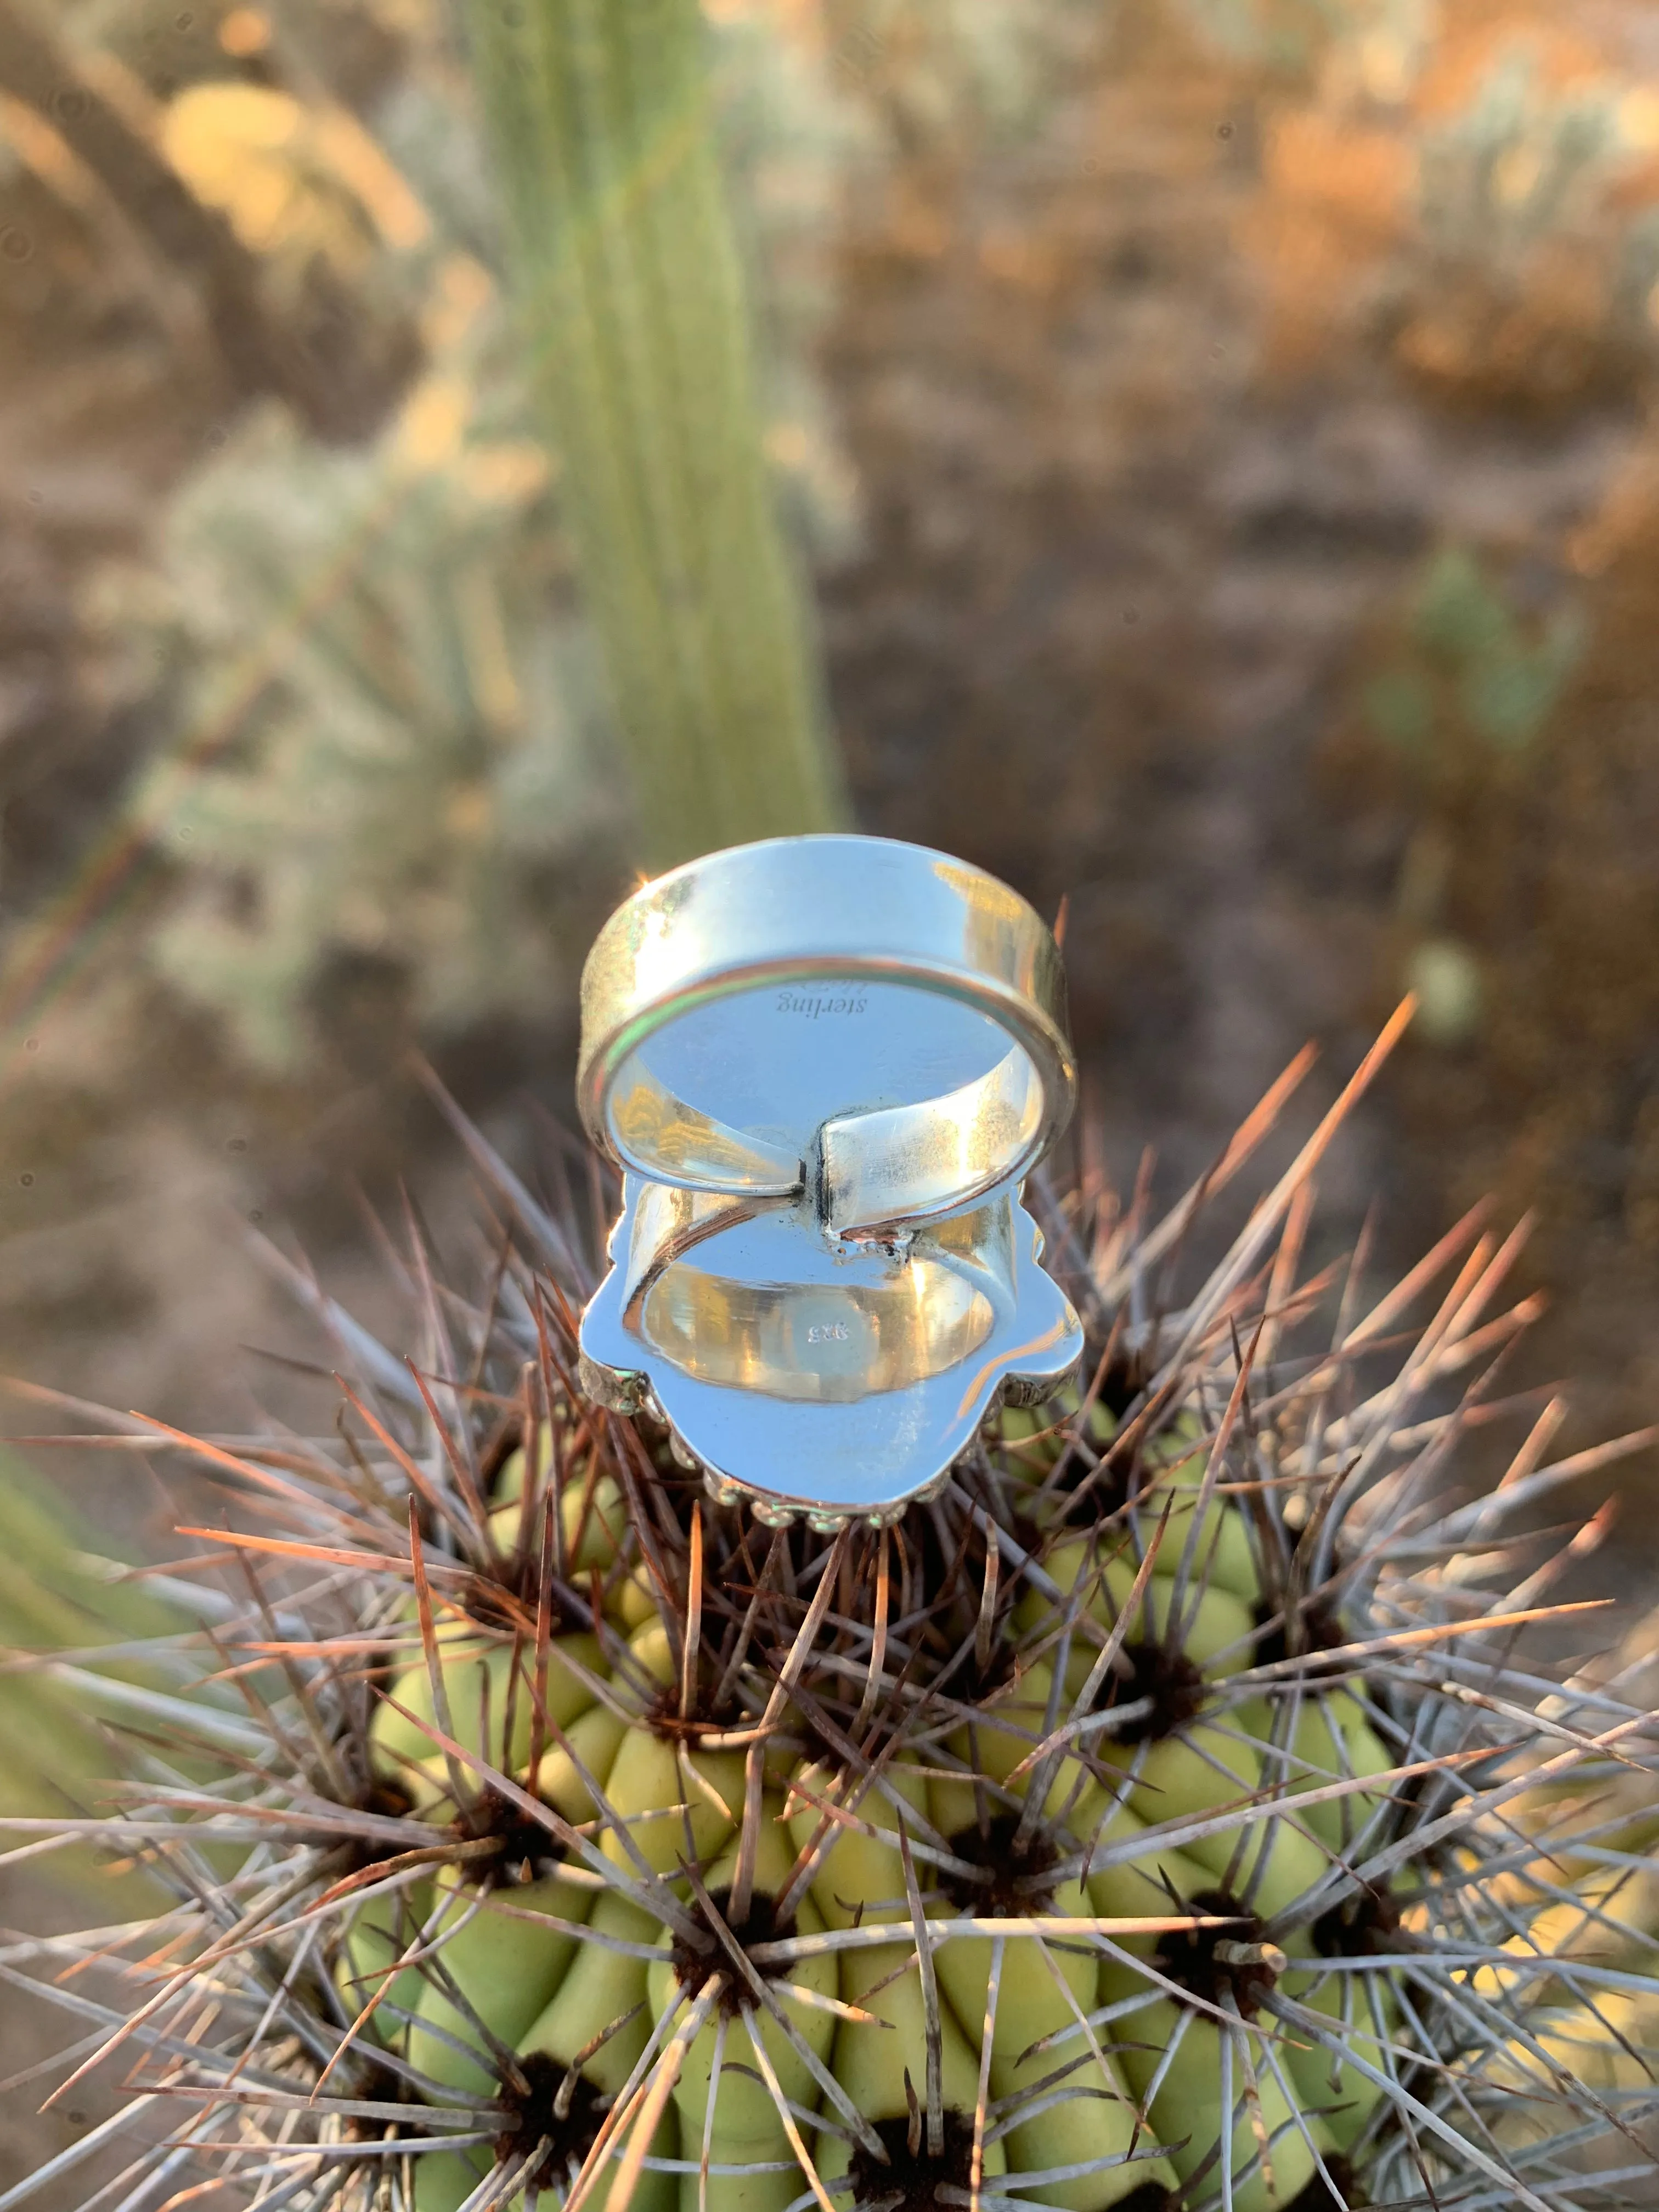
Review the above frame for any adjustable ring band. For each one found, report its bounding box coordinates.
[608,1181,1012,1405]
[579,1173,1084,1523]
[577,835,1076,1237]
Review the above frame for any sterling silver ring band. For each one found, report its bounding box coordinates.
[577,834,1076,1237]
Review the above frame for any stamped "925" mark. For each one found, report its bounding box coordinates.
[806,1322,851,1344]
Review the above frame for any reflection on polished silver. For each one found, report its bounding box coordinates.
[579,1175,1083,1526]
[575,833,1082,1524]
[577,834,1075,1234]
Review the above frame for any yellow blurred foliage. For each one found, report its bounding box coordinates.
[393,371,471,472]
[310,106,430,251]
[359,0,444,32]
[0,89,97,207]
[218,7,273,58]
[461,443,554,504]
[1620,86,1659,151]
[420,251,494,353]
[160,80,428,269]
[162,81,305,250]
[388,343,551,503]
[443,783,493,841]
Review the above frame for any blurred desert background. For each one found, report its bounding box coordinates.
[3,0,1659,2184]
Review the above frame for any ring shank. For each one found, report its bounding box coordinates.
[614,1181,1016,1406]
[578,1169,1084,1520]
[579,837,1074,1234]
[817,1042,1042,1232]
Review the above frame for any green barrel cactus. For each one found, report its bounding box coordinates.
[4,1047,1657,2211]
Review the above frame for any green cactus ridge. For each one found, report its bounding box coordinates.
[461,0,849,867]
[4,1047,1657,2210]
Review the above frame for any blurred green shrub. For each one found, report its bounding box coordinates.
[1329,458,1659,1324]
[79,0,870,1065]
[1362,543,1584,767]
[1342,543,1585,1049]
[1176,0,1430,82]
[103,319,618,1071]
[1232,9,1659,409]
[829,0,1109,143]
[1395,47,1659,410]
[1417,53,1625,272]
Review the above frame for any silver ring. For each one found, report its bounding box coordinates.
[577,835,1075,1237]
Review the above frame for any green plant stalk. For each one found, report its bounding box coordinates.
[464,0,848,866]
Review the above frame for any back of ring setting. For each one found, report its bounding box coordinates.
[575,834,1085,1523]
